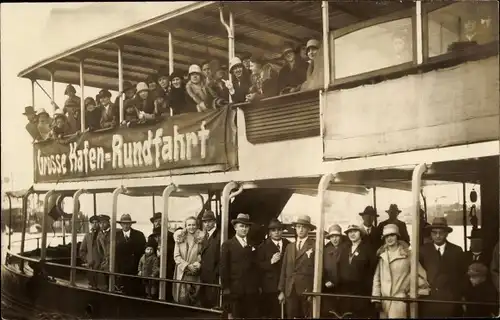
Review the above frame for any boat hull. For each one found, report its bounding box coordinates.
[1,264,220,319]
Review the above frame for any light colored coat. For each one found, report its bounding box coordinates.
[372,241,430,319]
[172,232,202,304]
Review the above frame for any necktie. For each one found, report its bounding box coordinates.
[277,242,281,252]
[473,254,479,261]
[367,228,371,235]
[437,247,442,257]
[204,231,210,242]
[297,240,302,251]
[242,238,247,247]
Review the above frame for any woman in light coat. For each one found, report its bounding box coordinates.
[372,224,430,318]
[172,216,203,305]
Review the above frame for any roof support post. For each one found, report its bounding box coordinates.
[312,173,336,318]
[372,187,378,226]
[50,71,56,113]
[79,60,86,131]
[40,190,56,261]
[109,186,125,292]
[415,1,424,64]
[168,32,174,75]
[159,184,177,300]
[70,189,86,286]
[410,163,428,318]
[6,193,12,249]
[220,5,235,103]
[322,0,330,89]
[118,45,124,124]
[31,79,35,108]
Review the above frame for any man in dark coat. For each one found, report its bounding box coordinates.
[115,213,146,296]
[199,210,221,308]
[147,211,175,301]
[220,213,260,319]
[419,217,466,318]
[278,215,316,319]
[113,81,136,116]
[377,204,410,245]
[79,215,101,289]
[336,224,377,318]
[23,106,41,141]
[257,219,290,319]
[464,229,490,266]
[97,214,111,291]
[359,206,383,250]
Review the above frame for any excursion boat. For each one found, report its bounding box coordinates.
[2,1,499,319]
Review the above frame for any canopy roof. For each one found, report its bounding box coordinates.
[18,1,431,91]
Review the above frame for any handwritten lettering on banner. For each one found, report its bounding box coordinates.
[33,107,237,183]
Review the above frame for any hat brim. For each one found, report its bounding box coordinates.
[344,227,362,234]
[117,220,137,224]
[231,219,252,226]
[150,216,161,223]
[89,216,99,223]
[425,225,453,233]
[359,212,379,217]
[229,63,243,72]
[268,224,284,230]
[386,210,402,214]
[292,222,316,230]
[326,232,342,238]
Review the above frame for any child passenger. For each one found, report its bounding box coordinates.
[84,97,101,131]
[138,239,160,299]
[463,262,498,317]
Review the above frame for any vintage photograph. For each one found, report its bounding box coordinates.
[1,1,499,319]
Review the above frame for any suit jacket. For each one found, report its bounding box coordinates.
[378,219,410,244]
[100,104,117,128]
[79,230,102,269]
[464,251,490,267]
[220,236,260,295]
[257,237,290,293]
[115,228,146,274]
[337,241,377,294]
[278,237,315,297]
[362,225,383,250]
[277,59,308,93]
[419,241,466,318]
[230,76,251,103]
[200,228,221,284]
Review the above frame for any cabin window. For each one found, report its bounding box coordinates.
[427,2,499,57]
[333,17,413,79]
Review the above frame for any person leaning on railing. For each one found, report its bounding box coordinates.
[99,89,118,129]
[84,97,102,131]
[167,70,197,115]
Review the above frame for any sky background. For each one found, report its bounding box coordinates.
[1,3,476,236]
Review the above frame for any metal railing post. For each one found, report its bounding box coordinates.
[219,6,235,103]
[50,71,56,113]
[41,190,56,261]
[118,45,124,124]
[109,186,125,291]
[322,0,330,89]
[79,60,85,130]
[168,32,174,75]
[415,1,424,65]
[159,184,176,300]
[6,194,12,249]
[312,173,335,318]
[31,79,35,108]
[410,163,428,318]
[70,189,86,286]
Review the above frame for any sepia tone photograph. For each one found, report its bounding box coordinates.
[0,1,499,319]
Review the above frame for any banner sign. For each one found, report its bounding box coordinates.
[34,107,238,183]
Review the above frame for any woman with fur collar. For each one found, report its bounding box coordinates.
[372,224,430,319]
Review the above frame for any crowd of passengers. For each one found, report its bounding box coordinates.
[23,39,322,142]
[78,203,499,319]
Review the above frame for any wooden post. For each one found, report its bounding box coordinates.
[79,60,85,130]
[118,45,124,124]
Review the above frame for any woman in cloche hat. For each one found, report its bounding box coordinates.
[321,224,345,317]
[372,224,429,319]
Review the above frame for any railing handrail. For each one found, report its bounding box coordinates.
[5,250,221,288]
[302,291,499,307]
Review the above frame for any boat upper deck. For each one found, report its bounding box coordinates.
[18,1,499,189]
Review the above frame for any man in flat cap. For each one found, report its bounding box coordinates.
[257,218,290,318]
[79,215,102,289]
[278,215,316,318]
[220,213,260,319]
[199,209,221,308]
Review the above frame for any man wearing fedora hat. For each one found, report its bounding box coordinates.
[336,223,378,318]
[98,88,118,129]
[115,213,146,296]
[147,212,175,300]
[23,106,41,141]
[79,215,102,289]
[199,209,221,308]
[278,215,316,318]
[419,217,466,318]
[359,206,383,249]
[465,229,490,267]
[220,213,260,319]
[257,218,290,318]
[378,204,410,245]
